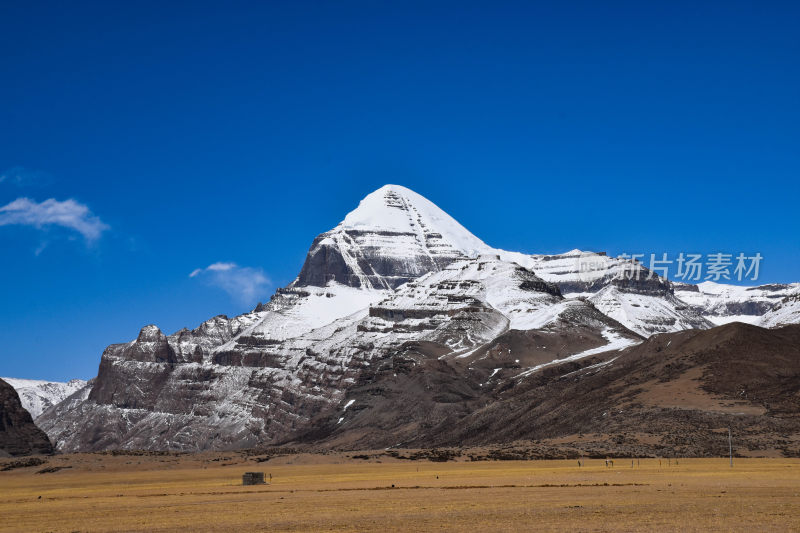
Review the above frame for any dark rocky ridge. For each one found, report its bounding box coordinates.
[295,229,454,289]
[294,323,800,457]
[0,379,53,457]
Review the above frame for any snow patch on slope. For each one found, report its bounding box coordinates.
[226,283,387,347]
[516,328,639,378]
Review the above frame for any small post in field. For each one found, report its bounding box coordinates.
[728,428,733,468]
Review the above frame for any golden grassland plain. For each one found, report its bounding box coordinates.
[1,452,799,532]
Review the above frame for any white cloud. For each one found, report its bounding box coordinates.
[190,262,271,305]
[189,263,237,278]
[0,197,109,242]
[207,262,237,272]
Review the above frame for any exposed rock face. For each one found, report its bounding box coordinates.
[0,379,53,457]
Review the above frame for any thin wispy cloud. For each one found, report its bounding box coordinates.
[0,197,110,243]
[190,262,236,277]
[0,166,52,187]
[190,262,270,305]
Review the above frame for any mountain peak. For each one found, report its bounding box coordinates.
[295,184,490,290]
[338,184,488,257]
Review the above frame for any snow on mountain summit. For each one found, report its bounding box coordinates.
[340,184,490,257]
[296,185,492,290]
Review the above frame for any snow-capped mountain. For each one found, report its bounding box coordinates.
[0,377,87,419]
[674,281,800,326]
[296,185,490,289]
[760,291,800,328]
[510,251,712,336]
[33,185,800,452]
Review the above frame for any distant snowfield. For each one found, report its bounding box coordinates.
[1,377,87,419]
[707,314,763,326]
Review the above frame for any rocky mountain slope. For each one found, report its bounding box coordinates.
[1,378,87,419]
[32,185,800,454]
[299,323,800,457]
[0,378,54,457]
[491,250,713,336]
[39,252,639,452]
[760,291,800,328]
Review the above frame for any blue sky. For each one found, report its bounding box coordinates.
[1,1,798,381]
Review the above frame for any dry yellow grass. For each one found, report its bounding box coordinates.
[1,453,799,532]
